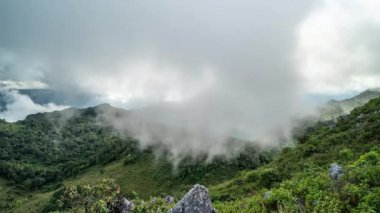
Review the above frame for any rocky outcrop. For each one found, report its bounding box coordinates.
[109,196,134,213]
[329,163,343,180]
[168,184,216,213]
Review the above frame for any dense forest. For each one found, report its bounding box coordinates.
[0,105,138,190]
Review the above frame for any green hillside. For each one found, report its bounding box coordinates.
[0,97,379,212]
[44,97,379,212]
[211,97,380,212]
[0,104,270,212]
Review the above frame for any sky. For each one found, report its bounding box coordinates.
[0,0,379,156]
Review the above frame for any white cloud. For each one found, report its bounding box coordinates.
[296,0,380,94]
[76,59,216,107]
[0,89,68,122]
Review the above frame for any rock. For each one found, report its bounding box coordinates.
[329,163,343,180]
[165,195,175,204]
[120,197,134,213]
[110,196,134,213]
[168,184,216,213]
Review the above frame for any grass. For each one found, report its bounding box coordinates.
[63,153,182,198]
[0,178,54,213]
[0,154,175,212]
[1,148,254,212]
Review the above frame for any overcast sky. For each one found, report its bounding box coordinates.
[1,1,379,100]
[0,0,379,155]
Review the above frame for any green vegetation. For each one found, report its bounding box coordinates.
[210,97,380,212]
[43,178,175,213]
[1,97,379,212]
[0,105,269,212]
[0,106,138,191]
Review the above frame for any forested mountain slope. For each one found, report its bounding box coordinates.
[37,97,380,212]
[0,104,136,190]
[1,97,379,212]
[211,97,380,212]
[0,104,270,212]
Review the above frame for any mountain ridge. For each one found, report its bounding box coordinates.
[319,88,380,120]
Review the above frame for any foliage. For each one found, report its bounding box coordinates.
[0,104,273,212]
[211,97,380,212]
[54,179,118,212]
[133,197,174,213]
[2,97,380,212]
[0,106,138,190]
[46,179,174,213]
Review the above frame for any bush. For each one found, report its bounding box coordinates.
[356,187,380,212]
[339,148,354,162]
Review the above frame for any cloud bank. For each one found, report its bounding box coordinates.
[297,0,380,94]
[0,0,379,156]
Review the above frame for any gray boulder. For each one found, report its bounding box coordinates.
[110,196,134,213]
[120,197,134,213]
[165,195,175,204]
[329,163,343,180]
[168,184,216,213]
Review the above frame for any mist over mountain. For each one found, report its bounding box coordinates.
[319,88,380,120]
[1,0,379,155]
[1,0,380,212]
[1,95,379,212]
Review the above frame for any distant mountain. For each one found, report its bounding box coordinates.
[0,89,64,107]
[17,89,68,105]
[318,88,380,120]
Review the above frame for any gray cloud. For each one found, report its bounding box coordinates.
[1,0,323,156]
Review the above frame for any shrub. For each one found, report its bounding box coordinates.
[356,187,380,212]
